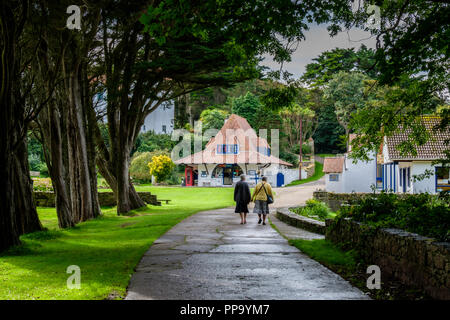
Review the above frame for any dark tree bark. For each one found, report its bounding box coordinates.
[12,133,43,234]
[0,1,43,252]
[0,5,21,250]
[39,100,74,229]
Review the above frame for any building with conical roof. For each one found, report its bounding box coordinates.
[174,114,298,187]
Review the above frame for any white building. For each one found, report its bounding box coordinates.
[174,114,298,187]
[323,117,450,194]
[93,91,175,135]
[141,100,175,134]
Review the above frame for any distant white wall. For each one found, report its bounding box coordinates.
[142,100,175,134]
[342,153,377,193]
[411,161,436,194]
[261,165,300,187]
[325,173,343,193]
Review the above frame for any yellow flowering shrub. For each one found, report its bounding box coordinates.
[148,154,175,183]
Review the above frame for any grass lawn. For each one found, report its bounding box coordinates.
[289,239,356,271]
[0,187,234,300]
[286,161,324,186]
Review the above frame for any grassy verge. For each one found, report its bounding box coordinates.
[0,187,234,300]
[286,161,324,186]
[289,239,357,273]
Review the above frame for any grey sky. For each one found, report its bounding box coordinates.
[262,24,377,80]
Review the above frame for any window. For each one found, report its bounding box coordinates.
[329,174,339,181]
[201,171,207,177]
[257,147,271,156]
[217,144,238,154]
[162,125,167,133]
[436,167,450,186]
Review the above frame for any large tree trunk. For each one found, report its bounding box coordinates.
[12,133,43,235]
[0,2,42,252]
[65,68,98,223]
[40,102,75,229]
[114,151,146,214]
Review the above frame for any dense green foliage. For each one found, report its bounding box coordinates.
[292,199,334,221]
[323,72,369,136]
[301,46,378,87]
[231,92,261,129]
[130,152,159,183]
[313,104,346,153]
[199,108,229,131]
[330,1,449,162]
[27,134,47,175]
[133,132,176,155]
[338,192,450,242]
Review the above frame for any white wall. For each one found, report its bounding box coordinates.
[341,153,377,193]
[196,163,299,187]
[325,173,343,193]
[261,165,300,187]
[411,161,436,194]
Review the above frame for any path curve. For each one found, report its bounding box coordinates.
[126,189,368,299]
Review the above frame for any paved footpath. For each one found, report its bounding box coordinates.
[126,206,369,300]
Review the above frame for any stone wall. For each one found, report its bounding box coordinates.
[33,192,160,207]
[276,207,326,235]
[314,191,413,212]
[326,218,450,300]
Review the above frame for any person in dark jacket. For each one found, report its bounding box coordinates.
[234,174,251,224]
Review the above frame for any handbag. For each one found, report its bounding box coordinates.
[260,183,274,204]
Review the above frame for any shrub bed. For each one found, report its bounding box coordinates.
[338,192,450,242]
[291,199,335,222]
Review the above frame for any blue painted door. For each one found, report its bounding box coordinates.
[276,172,284,187]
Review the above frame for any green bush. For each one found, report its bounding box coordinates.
[130,152,160,183]
[38,162,49,177]
[28,153,41,171]
[338,192,450,242]
[293,199,333,221]
[133,132,176,155]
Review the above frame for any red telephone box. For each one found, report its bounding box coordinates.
[185,167,194,186]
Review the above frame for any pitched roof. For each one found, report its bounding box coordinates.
[174,114,292,166]
[385,116,450,161]
[323,157,344,173]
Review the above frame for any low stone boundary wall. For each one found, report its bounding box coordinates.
[33,192,160,207]
[314,191,412,212]
[326,218,450,300]
[276,207,326,235]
